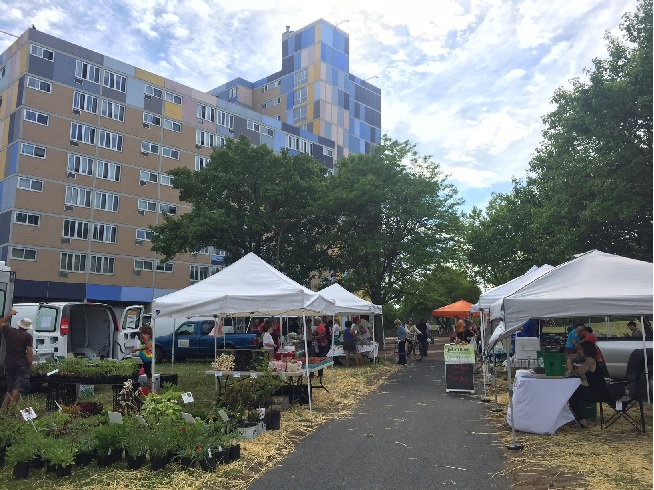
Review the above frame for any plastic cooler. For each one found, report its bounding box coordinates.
[536,351,567,376]
[582,402,597,421]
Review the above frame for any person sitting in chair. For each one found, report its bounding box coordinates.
[566,341,611,428]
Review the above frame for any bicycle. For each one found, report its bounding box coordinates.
[406,338,424,361]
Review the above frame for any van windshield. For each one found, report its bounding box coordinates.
[36,306,58,332]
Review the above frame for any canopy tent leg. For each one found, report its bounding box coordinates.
[491,349,502,413]
[641,316,651,404]
[505,337,523,450]
[151,316,156,391]
[171,318,177,374]
[302,313,312,413]
[480,311,490,402]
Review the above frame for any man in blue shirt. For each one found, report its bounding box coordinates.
[565,322,584,355]
[396,319,408,365]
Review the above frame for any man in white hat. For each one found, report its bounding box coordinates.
[0,310,33,415]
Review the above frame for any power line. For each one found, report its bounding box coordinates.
[0,28,19,38]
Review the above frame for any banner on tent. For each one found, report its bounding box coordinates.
[444,344,475,393]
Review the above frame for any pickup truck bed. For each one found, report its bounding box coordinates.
[596,337,653,380]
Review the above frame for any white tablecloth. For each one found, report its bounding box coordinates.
[506,375,581,434]
[327,343,378,359]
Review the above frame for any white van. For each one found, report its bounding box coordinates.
[7,302,141,362]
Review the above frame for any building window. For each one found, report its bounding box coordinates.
[263,126,275,137]
[294,67,308,86]
[163,118,181,132]
[293,105,307,123]
[165,91,182,105]
[65,185,92,208]
[75,60,101,84]
[197,104,215,122]
[323,146,334,157]
[159,203,177,215]
[21,143,46,159]
[218,136,226,147]
[162,147,179,160]
[18,177,43,192]
[190,265,210,283]
[30,44,54,61]
[94,191,119,212]
[136,229,153,241]
[63,219,89,240]
[217,111,234,130]
[14,211,40,226]
[98,130,123,151]
[11,247,37,261]
[247,120,260,132]
[138,199,157,212]
[261,97,281,110]
[228,87,237,99]
[160,174,173,186]
[27,76,52,93]
[134,259,154,271]
[144,84,163,99]
[141,141,159,155]
[101,100,125,122]
[24,109,49,126]
[143,112,161,126]
[103,70,127,92]
[60,252,87,272]
[96,160,121,182]
[73,91,98,114]
[70,122,96,145]
[90,255,115,274]
[92,223,117,243]
[300,139,312,154]
[67,154,94,176]
[195,155,209,171]
[156,261,174,273]
[140,170,158,183]
[293,86,308,106]
[196,130,215,148]
[287,135,299,151]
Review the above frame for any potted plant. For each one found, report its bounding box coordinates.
[93,423,123,467]
[176,421,204,469]
[6,439,36,480]
[42,437,76,477]
[121,418,149,470]
[68,415,101,466]
[147,423,177,471]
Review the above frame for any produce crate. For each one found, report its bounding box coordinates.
[536,351,567,376]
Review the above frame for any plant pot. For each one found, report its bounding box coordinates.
[97,452,113,467]
[111,448,123,463]
[46,461,57,473]
[126,453,146,470]
[0,446,5,467]
[150,454,169,471]
[31,456,45,470]
[228,444,241,461]
[216,449,230,465]
[13,461,30,479]
[179,456,195,468]
[265,410,281,430]
[56,464,72,477]
[75,451,95,467]
[199,455,216,472]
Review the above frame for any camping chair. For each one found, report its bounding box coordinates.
[599,349,651,433]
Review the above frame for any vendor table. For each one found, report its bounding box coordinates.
[327,342,378,362]
[507,373,581,434]
[205,361,333,404]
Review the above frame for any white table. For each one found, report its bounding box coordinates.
[327,342,378,361]
[507,374,581,434]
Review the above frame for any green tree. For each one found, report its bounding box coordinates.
[150,136,329,283]
[320,135,463,339]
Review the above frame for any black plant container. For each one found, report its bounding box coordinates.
[265,409,281,430]
[199,455,216,472]
[12,461,30,480]
[229,444,241,461]
[97,452,113,467]
[126,453,146,470]
[31,456,45,470]
[150,454,169,471]
[216,449,230,465]
[75,451,95,467]
[56,464,72,477]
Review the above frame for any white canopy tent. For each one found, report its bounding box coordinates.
[318,283,383,362]
[151,252,337,411]
[487,250,652,447]
[488,250,653,349]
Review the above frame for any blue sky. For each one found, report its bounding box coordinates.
[0,0,637,213]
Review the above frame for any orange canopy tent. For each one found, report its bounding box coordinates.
[431,300,480,318]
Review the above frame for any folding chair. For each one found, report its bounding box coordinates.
[600,349,650,433]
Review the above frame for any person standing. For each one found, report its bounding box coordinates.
[342,320,360,367]
[626,320,641,338]
[133,324,153,386]
[262,323,276,358]
[0,310,32,415]
[416,318,430,357]
[396,319,408,365]
[314,317,329,356]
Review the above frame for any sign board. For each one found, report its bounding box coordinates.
[178,339,190,348]
[21,407,37,421]
[181,392,194,403]
[444,344,475,393]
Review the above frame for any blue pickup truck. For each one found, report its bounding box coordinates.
[153,318,258,361]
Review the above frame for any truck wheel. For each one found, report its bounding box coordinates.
[155,346,165,363]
